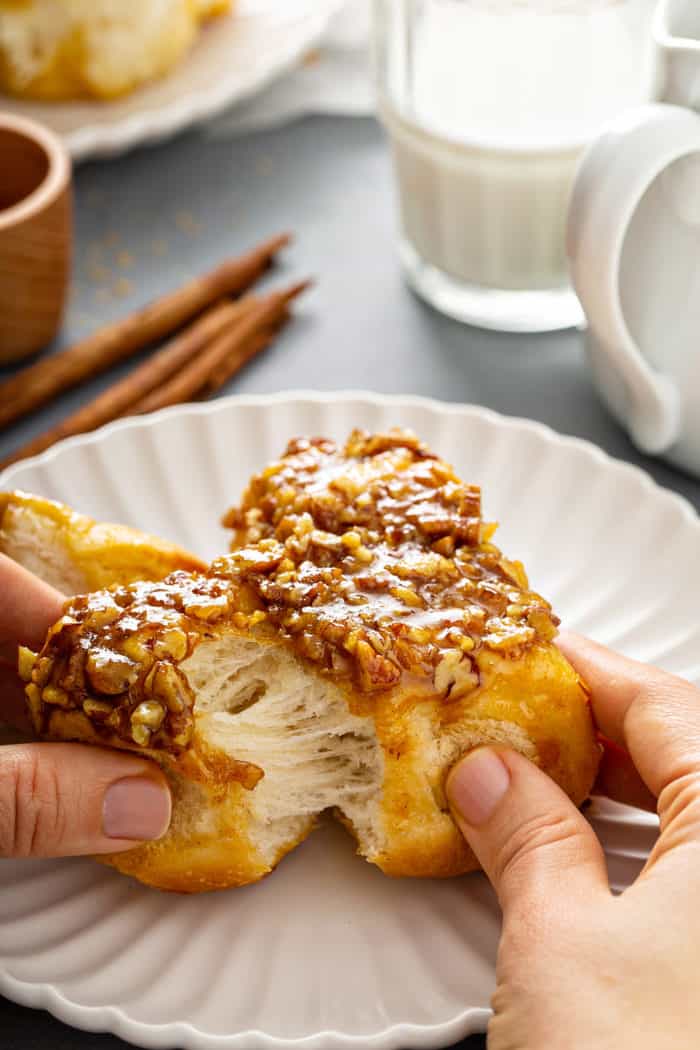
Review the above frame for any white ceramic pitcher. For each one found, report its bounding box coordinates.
[568,0,700,475]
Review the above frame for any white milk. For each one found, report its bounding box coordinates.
[378,0,658,315]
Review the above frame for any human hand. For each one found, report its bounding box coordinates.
[446,632,700,1050]
[0,554,171,858]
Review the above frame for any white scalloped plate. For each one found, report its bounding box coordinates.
[0,1,345,161]
[1,391,692,1050]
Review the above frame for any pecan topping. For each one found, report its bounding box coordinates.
[218,428,558,689]
[26,429,559,753]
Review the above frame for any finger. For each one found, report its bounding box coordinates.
[0,641,16,664]
[0,554,65,649]
[0,743,171,858]
[593,736,657,813]
[446,747,609,917]
[0,660,32,732]
[558,631,700,798]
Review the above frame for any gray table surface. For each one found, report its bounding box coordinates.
[1,113,698,1050]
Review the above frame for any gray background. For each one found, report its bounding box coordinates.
[1,114,698,1049]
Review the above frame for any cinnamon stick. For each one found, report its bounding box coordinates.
[0,298,258,471]
[130,281,310,416]
[0,233,290,430]
[200,314,288,398]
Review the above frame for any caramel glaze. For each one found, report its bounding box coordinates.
[24,429,558,755]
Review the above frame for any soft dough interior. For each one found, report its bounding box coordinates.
[1,508,88,594]
[183,637,386,865]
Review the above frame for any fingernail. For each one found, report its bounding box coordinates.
[103,777,171,841]
[447,748,510,826]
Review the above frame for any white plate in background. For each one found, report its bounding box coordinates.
[0,391,688,1049]
[0,1,345,161]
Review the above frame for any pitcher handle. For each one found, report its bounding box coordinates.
[568,105,700,454]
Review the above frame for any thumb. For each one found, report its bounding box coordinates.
[0,743,171,858]
[446,748,609,915]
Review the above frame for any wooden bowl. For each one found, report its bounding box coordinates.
[0,113,72,365]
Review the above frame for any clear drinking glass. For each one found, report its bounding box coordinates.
[374,0,659,332]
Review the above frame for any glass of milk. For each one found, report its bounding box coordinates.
[375,0,658,332]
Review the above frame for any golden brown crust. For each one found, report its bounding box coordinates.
[97,837,275,895]
[367,644,598,878]
[24,430,600,890]
[0,491,205,591]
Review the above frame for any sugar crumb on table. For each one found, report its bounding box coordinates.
[116,251,136,270]
[175,211,203,236]
[113,278,135,299]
